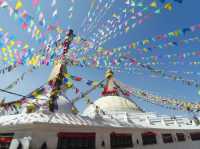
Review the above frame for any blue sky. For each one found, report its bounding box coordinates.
[0,0,200,116]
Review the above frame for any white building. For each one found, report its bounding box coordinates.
[0,95,200,149]
[0,67,199,149]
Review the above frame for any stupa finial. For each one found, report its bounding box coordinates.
[102,69,118,96]
[105,69,114,79]
[49,29,75,112]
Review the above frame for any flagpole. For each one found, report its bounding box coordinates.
[49,29,75,112]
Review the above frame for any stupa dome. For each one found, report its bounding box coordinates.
[82,96,142,117]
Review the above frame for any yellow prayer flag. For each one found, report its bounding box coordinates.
[1,47,6,53]
[7,45,11,50]
[65,82,73,89]
[125,26,130,32]
[64,73,72,78]
[8,61,14,65]
[92,81,98,86]
[56,27,62,34]
[32,91,39,97]
[150,1,157,8]
[27,103,36,113]
[164,3,173,11]
[15,0,23,10]
[35,29,40,35]
[3,56,8,61]
[10,40,15,46]
[15,102,21,108]
[131,42,136,48]
[76,36,81,43]
[23,44,29,49]
[9,52,14,58]
[143,39,150,45]
[174,31,180,36]
[143,48,148,53]
[32,59,36,65]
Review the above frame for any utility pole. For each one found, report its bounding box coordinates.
[49,29,75,112]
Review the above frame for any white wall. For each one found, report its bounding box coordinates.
[1,124,200,149]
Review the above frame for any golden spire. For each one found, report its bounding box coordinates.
[105,69,114,79]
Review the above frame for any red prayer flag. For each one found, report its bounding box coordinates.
[22,23,28,30]
[74,77,82,81]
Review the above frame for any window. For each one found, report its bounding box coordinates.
[57,132,95,149]
[142,132,157,145]
[0,133,14,149]
[0,142,11,149]
[190,132,200,141]
[110,133,133,149]
[162,133,173,143]
[176,133,186,142]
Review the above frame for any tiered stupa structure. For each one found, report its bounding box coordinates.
[0,31,200,149]
[83,70,143,118]
[0,66,200,149]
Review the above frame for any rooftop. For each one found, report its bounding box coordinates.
[0,111,199,130]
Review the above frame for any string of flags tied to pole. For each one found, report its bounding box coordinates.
[0,21,198,67]
[0,1,195,68]
[0,71,105,114]
[0,64,17,75]
[0,0,187,64]
[3,66,38,90]
[89,0,184,46]
[1,70,200,114]
[114,79,200,113]
[75,51,200,89]
[0,0,200,114]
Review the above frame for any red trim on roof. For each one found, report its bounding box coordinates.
[0,137,12,143]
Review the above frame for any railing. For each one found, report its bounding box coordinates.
[99,111,200,128]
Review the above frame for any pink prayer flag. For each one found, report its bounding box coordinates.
[138,19,144,24]
[0,0,4,5]
[32,0,40,7]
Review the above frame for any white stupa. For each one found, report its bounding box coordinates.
[82,96,142,118]
[0,67,200,149]
[83,70,143,119]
